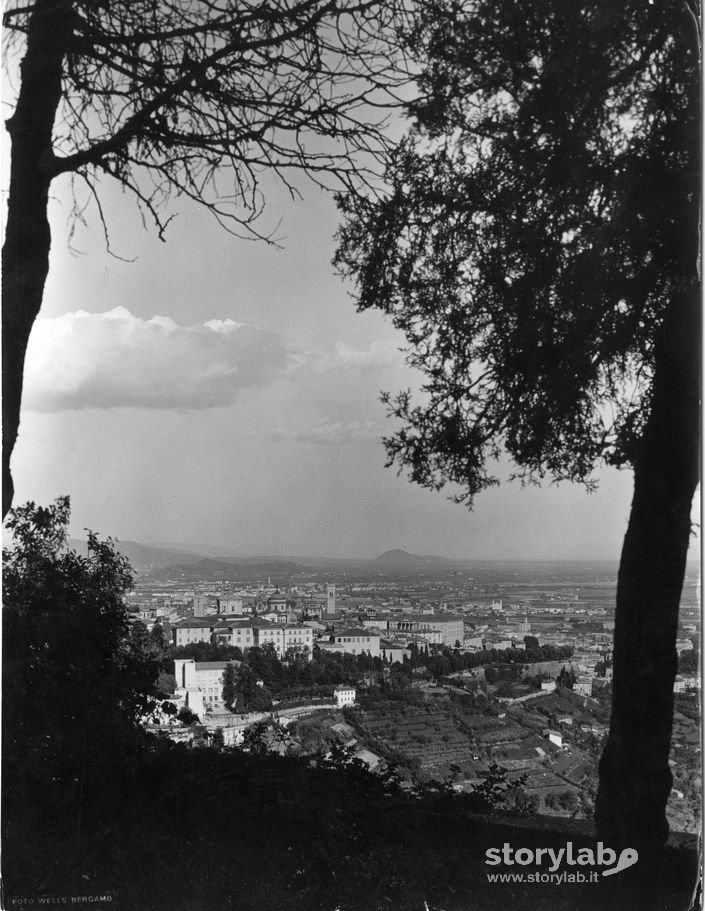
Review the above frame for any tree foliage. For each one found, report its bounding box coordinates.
[222,662,238,710]
[2,497,162,831]
[336,0,699,503]
[235,663,274,712]
[337,0,699,847]
[678,647,699,676]
[466,763,528,814]
[170,641,243,663]
[4,0,411,240]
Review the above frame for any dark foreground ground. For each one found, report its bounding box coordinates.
[2,745,700,911]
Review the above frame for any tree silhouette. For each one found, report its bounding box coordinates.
[3,496,161,836]
[2,0,412,514]
[337,0,699,846]
[222,662,238,710]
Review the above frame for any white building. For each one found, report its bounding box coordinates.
[326,628,381,658]
[362,617,390,633]
[674,675,700,693]
[486,639,514,651]
[372,613,465,647]
[253,620,286,653]
[675,638,695,654]
[173,658,240,709]
[334,686,356,708]
[390,614,465,647]
[172,618,216,646]
[172,617,254,651]
[222,620,255,651]
[282,623,314,657]
[252,620,313,659]
[574,676,594,697]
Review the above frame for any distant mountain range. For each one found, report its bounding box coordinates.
[67,538,205,572]
[64,537,457,573]
[65,537,308,580]
[151,542,247,559]
[374,549,453,565]
[62,536,644,583]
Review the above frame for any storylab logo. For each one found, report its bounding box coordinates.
[485,842,639,884]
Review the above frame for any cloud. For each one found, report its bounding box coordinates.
[266,420,383,446]
[332,341,403,371]
[284,339,404,376]
[22,307,291,412]
[22,307,405,415]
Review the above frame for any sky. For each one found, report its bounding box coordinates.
[8,151,699,561]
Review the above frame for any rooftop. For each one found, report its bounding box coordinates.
[394,613,464,624]
[174,618,215,628]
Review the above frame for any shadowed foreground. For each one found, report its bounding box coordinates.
[2,742,699,911]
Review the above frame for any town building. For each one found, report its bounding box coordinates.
[214,619,255,651]
[172,617,217,646]
[217,597,244,614]
[485,638,515,651]
[252,620,286,654]
[675,638,695,654]
[324,628,381,658]
[258,611,286,624]
[334,686,356,709]
[174,658,239,709]
[282,623,314,657]
[380,640,408,664]
[674,675,700,693]
[251,619,314,659]
[573,676,594,697]
[300,601,323,619]
[266,591,289,614]
[464,635,485,650]
[193,594,219,615]
[172,617,254,651]
[373,613,464,647]
[361,617,389,632]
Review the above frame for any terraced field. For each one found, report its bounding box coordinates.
[358,704,486,774]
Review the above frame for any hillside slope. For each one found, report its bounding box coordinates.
[3,743,698,911]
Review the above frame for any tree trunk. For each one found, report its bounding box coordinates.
[595,251,700,846]
[2,0,72,517]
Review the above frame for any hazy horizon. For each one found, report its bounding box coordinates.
[63,533,705,570]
